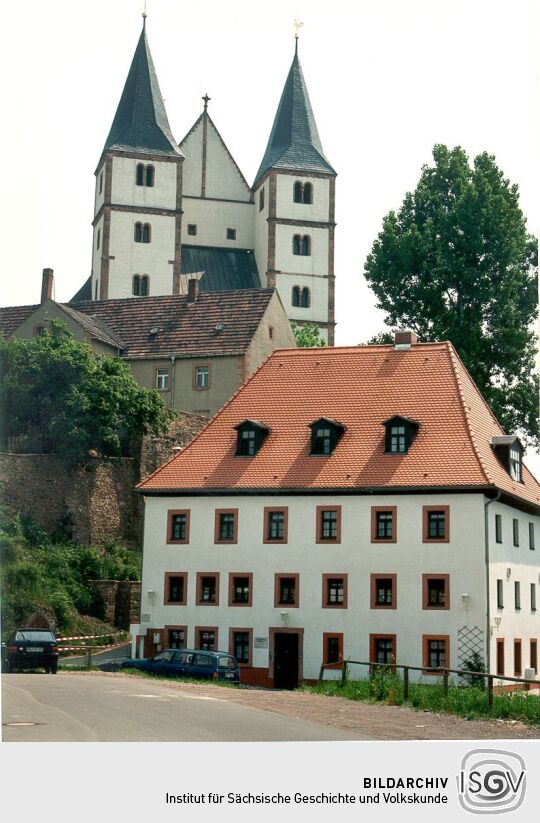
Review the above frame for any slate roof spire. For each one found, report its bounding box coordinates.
[103,22,182,157]
[253,41,335,187]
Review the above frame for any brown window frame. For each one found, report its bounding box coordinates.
[263,507,288,543]
[316,505,342,544]
[274,573,300,608]
[228,573,253,607]
[370,573,397,609]
[229,627,253,666]
[530,639,538,674]
[514,639,522,676]
[195,626,218,651]
[166,625,188,649]
[422,634,450,674]
[163,572,187,606]
[193,363,211,391]
[322,574,348,609]
[422,574,450,610]
[369,634,397,667]
[166,509,191,544]
[196,572,220,606]
[154,366,171,392]
[371,507,397,543]
[214,508,238,544]
[323,632,343,667]
[496,638,505,676]
[422,505,450,543]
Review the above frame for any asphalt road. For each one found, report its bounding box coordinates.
[1,673,371,742]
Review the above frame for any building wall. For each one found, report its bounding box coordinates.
[488,499,539,678]
[107,211,176,298]
[275,175,330,222]
[110,157,177,209]
[128,354,245,417]
[253,181,269,286]
[137,492,497,683]
[181,198,254,250]
[12,302,118,356]
[246,293,296,372]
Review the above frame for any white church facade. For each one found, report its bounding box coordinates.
[89,24,337,343]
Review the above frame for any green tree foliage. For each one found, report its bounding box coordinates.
[292,321,326,348]
[0,320,175,461]
[364,145,539,445]
[0,507,141,637]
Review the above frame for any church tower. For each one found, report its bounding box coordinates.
[91,19,184,301]
[252,37,337,344]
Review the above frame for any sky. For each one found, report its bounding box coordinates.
[1,0,538,465]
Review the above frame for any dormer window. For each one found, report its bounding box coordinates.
[235,420,270,456]
[491,436,523,483]
[383,416,420,454]
[309,418,345,456]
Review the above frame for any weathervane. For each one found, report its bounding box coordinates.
[202,93,211,113]
[142,0,148,25]
[294,18,303,54]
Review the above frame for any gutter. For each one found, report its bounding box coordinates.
[484,490,501,675]
[170,356,176,408]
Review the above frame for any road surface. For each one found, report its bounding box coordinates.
[1,672,371,742]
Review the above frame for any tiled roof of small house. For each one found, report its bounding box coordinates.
[139,342,540,509]
[0,304,38,338]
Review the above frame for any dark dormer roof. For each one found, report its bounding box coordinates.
[308,417,346,432]
[382,415,420,428]
[234,419,270,433]
[103,24,182,158]
[253,45,336,187]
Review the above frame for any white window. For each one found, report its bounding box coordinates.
[195,366,210,389]
[509,445,522,482]
[155,369,169,391]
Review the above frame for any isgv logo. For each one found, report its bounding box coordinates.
[457,749,526,814]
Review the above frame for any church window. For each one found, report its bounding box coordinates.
[292,286,300,306]
[293,181,303,203]
[94,279,99,300]
[134,223,143,242]
[132,275,140,295]
[136,164,145,186]
[145,165,155,187]
[303,182,313,204]
[142,223,151,243]
[136,163,155,187]
[96,228,100,249]
[99,171,103,194]
[187,224,197,236]
[259,188,265,211]
[300,287,310,308]
[293,235,301,255]
[226,228,236,240]
[301,235,311,255]
[133,274,150,296]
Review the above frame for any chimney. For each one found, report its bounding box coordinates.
[394,330,418,350]
[41,268,54,304]
[187,277,200,303]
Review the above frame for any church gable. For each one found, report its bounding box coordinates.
[180,112,252,202]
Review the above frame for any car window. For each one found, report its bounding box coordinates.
[218,656,237,669]
[192,654,212,666]
[14,630,55,642]
[173,652,192,664]
[154,651,174,663]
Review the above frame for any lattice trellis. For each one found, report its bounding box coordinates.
[457,625,484,681]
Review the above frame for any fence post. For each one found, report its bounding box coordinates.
[442,670,449,696]
[403,666,409,702]
[487,675,494,707]
[318,665,324,685]
[341,660,348,686]
[86,644,93,670]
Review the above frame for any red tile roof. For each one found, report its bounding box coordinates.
[139,342,540,509]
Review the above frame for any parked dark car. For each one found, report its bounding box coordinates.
[121,648,240,682]
[3,628,59,673]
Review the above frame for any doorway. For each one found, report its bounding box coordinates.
[273,632,299,689]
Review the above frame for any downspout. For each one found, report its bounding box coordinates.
[170,356,176,408]
[484,490,502,675]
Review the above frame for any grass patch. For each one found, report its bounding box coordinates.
[301,670,540,726]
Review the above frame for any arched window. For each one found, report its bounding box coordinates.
[300,287,310,308]
[303,182,313,204]
[96,228,101,249]
[292,286,300,307]
[132,275,141,295]
[301,235,311,256]
[136,164,145,186]
[94,279,99,300]
[292,235,302,255]
[134,222,143,242]
[142,223,151,243]
[293,181,303,203]
[146,165,155,187]
[140,275,150,296]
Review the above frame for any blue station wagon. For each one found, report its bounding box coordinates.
[121,649,240,682]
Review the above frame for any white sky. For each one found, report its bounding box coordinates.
[1,0,538,468]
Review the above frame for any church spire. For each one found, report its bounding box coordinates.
[103,23,181,157]
[253,41,335,187]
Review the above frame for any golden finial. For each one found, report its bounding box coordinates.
[142,0,148,26]
[294,18,303,39]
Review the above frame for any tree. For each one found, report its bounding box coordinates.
[364,145,538,446]
[292,322,326,348]
[0,320,174,461]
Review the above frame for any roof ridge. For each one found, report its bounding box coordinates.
[445,341,493,485]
